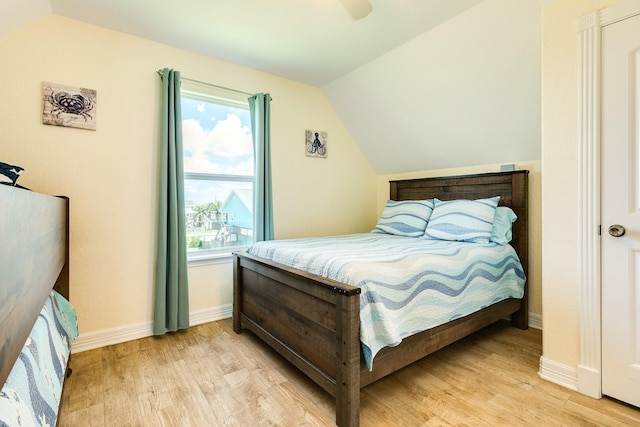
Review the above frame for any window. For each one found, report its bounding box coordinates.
[181,81,254,261]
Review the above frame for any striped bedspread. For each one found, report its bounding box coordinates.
[246,233,525,369]
[0,290,78,427]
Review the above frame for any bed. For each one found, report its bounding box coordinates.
[0,184,77,426]
[233,170,528,426]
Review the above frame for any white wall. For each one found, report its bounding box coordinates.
[0,15,377,348]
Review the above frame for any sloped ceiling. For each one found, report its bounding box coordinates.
[44,0,485,87]
[324,0,552,173]
[0,0,550,174]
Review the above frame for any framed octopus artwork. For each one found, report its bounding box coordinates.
[305,129,327,158]
[42,81,97,130]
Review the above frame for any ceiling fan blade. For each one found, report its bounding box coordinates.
[339,0,373,20]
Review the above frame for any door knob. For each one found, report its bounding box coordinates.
[608,224,626,237]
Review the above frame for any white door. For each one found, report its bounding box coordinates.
[601,12,640,408]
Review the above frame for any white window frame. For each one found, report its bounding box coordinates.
[181,80,254,264]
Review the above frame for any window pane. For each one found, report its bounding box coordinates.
[184,179,253,254]
[181,97,253,176]
[181,87,254,259]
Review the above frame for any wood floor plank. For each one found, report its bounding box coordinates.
[567,392,640,425]
[58,319,640,426]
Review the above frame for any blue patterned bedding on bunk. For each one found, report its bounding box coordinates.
[246,233,525,369]
[0,290,78,427]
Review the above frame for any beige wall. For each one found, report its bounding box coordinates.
[0,5,556,357]
[377,161,542,319]
[541,0,623,367]
[0,15,377,338]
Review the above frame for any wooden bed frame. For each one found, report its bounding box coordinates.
[0,185,70,390]
[233,170,528,426]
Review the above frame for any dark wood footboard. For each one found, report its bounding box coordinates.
[233,252,362,426]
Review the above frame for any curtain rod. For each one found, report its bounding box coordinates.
[156,69,254,97]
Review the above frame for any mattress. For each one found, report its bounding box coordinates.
[246,233,525,369]
[0,290,78,427]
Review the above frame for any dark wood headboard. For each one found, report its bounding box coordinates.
[0,185,69,387]
[390,170,529,324]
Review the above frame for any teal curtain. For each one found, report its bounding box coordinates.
[154,68,189,335]
[248,93,274,242]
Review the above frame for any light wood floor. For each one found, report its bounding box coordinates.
[59,319,640,426]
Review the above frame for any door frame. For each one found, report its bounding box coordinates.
[578,0,640,399]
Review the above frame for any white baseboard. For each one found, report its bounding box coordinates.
[71,306,541,353]
[528,311,542,330]
[189,304,233,327]
[71,304,232,353]
[577,364,602,399]
[538,356,578,391]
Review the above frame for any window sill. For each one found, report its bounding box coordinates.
[187,252,234,267]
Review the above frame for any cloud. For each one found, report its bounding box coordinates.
[182,114,253,174]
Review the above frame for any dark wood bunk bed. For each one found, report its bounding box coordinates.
[0,184,71,423]
[233,170,528,426]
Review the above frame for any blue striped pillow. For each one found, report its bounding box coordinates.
[372,199,434,237]
[423,196,500,243]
